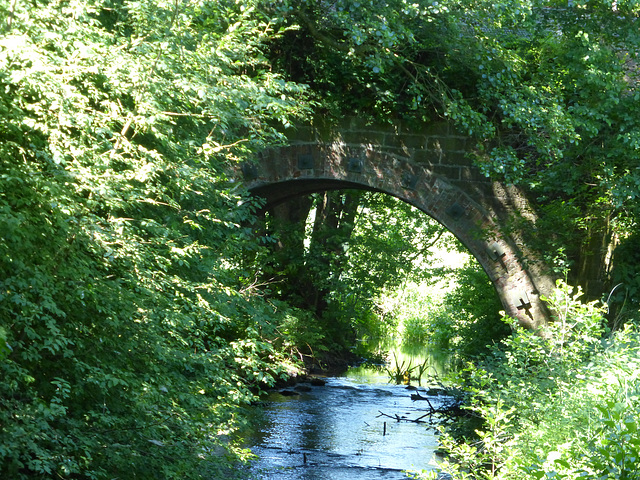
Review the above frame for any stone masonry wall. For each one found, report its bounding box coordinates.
[238,118,557,328]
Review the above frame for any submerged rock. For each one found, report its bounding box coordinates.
[309,377,326,386]
[279,389,300,396]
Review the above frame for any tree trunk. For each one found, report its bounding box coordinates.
[263,190,364,317]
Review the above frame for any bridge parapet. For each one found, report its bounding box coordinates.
[288,118,488,189]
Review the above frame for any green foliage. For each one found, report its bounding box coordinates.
[609,233,640,326]
[385,351,417,384]
[337,194,459,344]
[384,282,449,349]
[416,281,640,480]
[262,0,640,294]
[0,0,311,478]
[520,326,640,480]
[437,260,509,359]
[383,256,507,361]
[268,301,329,361]
[3,0,640,477]
[264,0,452,122]
[402,314,432,347]
[259,190,452,355]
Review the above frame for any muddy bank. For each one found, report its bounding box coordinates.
[272,349,362,389]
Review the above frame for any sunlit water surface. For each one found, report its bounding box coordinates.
[242,369,449,479]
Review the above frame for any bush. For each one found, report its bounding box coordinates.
[0,1,309,477]
[428,260,509,361]
[417,281,640,480]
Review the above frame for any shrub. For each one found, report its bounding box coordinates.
[416,281,640,480]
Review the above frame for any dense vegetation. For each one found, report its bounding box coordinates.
[1,0,640,479]
[259,191,469,357]
[0,1,311,478]
[417,284,640,480]
[267,0,640,302]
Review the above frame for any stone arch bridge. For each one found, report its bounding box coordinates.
[233,119,557,329]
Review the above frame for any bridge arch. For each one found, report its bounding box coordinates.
[235,121,556,329]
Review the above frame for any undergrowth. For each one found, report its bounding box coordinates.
[414,280,640,480]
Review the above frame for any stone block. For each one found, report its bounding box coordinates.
[412,149,440,167]
[340,130,385,147]
[432,164,461,181]
[419,122,451,137]
[443,150,475,168]
[437,135,467,153]
[389,133,429,151]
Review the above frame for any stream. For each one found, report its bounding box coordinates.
[242,369,450,479]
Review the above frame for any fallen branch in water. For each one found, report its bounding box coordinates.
[376,410,430,424]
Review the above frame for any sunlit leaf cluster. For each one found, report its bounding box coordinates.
[0,1,311,478]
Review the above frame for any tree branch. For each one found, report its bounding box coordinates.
[294,9,372,55]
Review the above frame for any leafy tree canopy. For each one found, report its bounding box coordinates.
[261,0,640,291]
[0,0,311,478]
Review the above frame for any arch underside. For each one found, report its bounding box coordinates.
[240,145,550,328]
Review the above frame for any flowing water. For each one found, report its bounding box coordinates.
[242,368,451,480]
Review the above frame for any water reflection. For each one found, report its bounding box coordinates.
[243,371,445,479]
